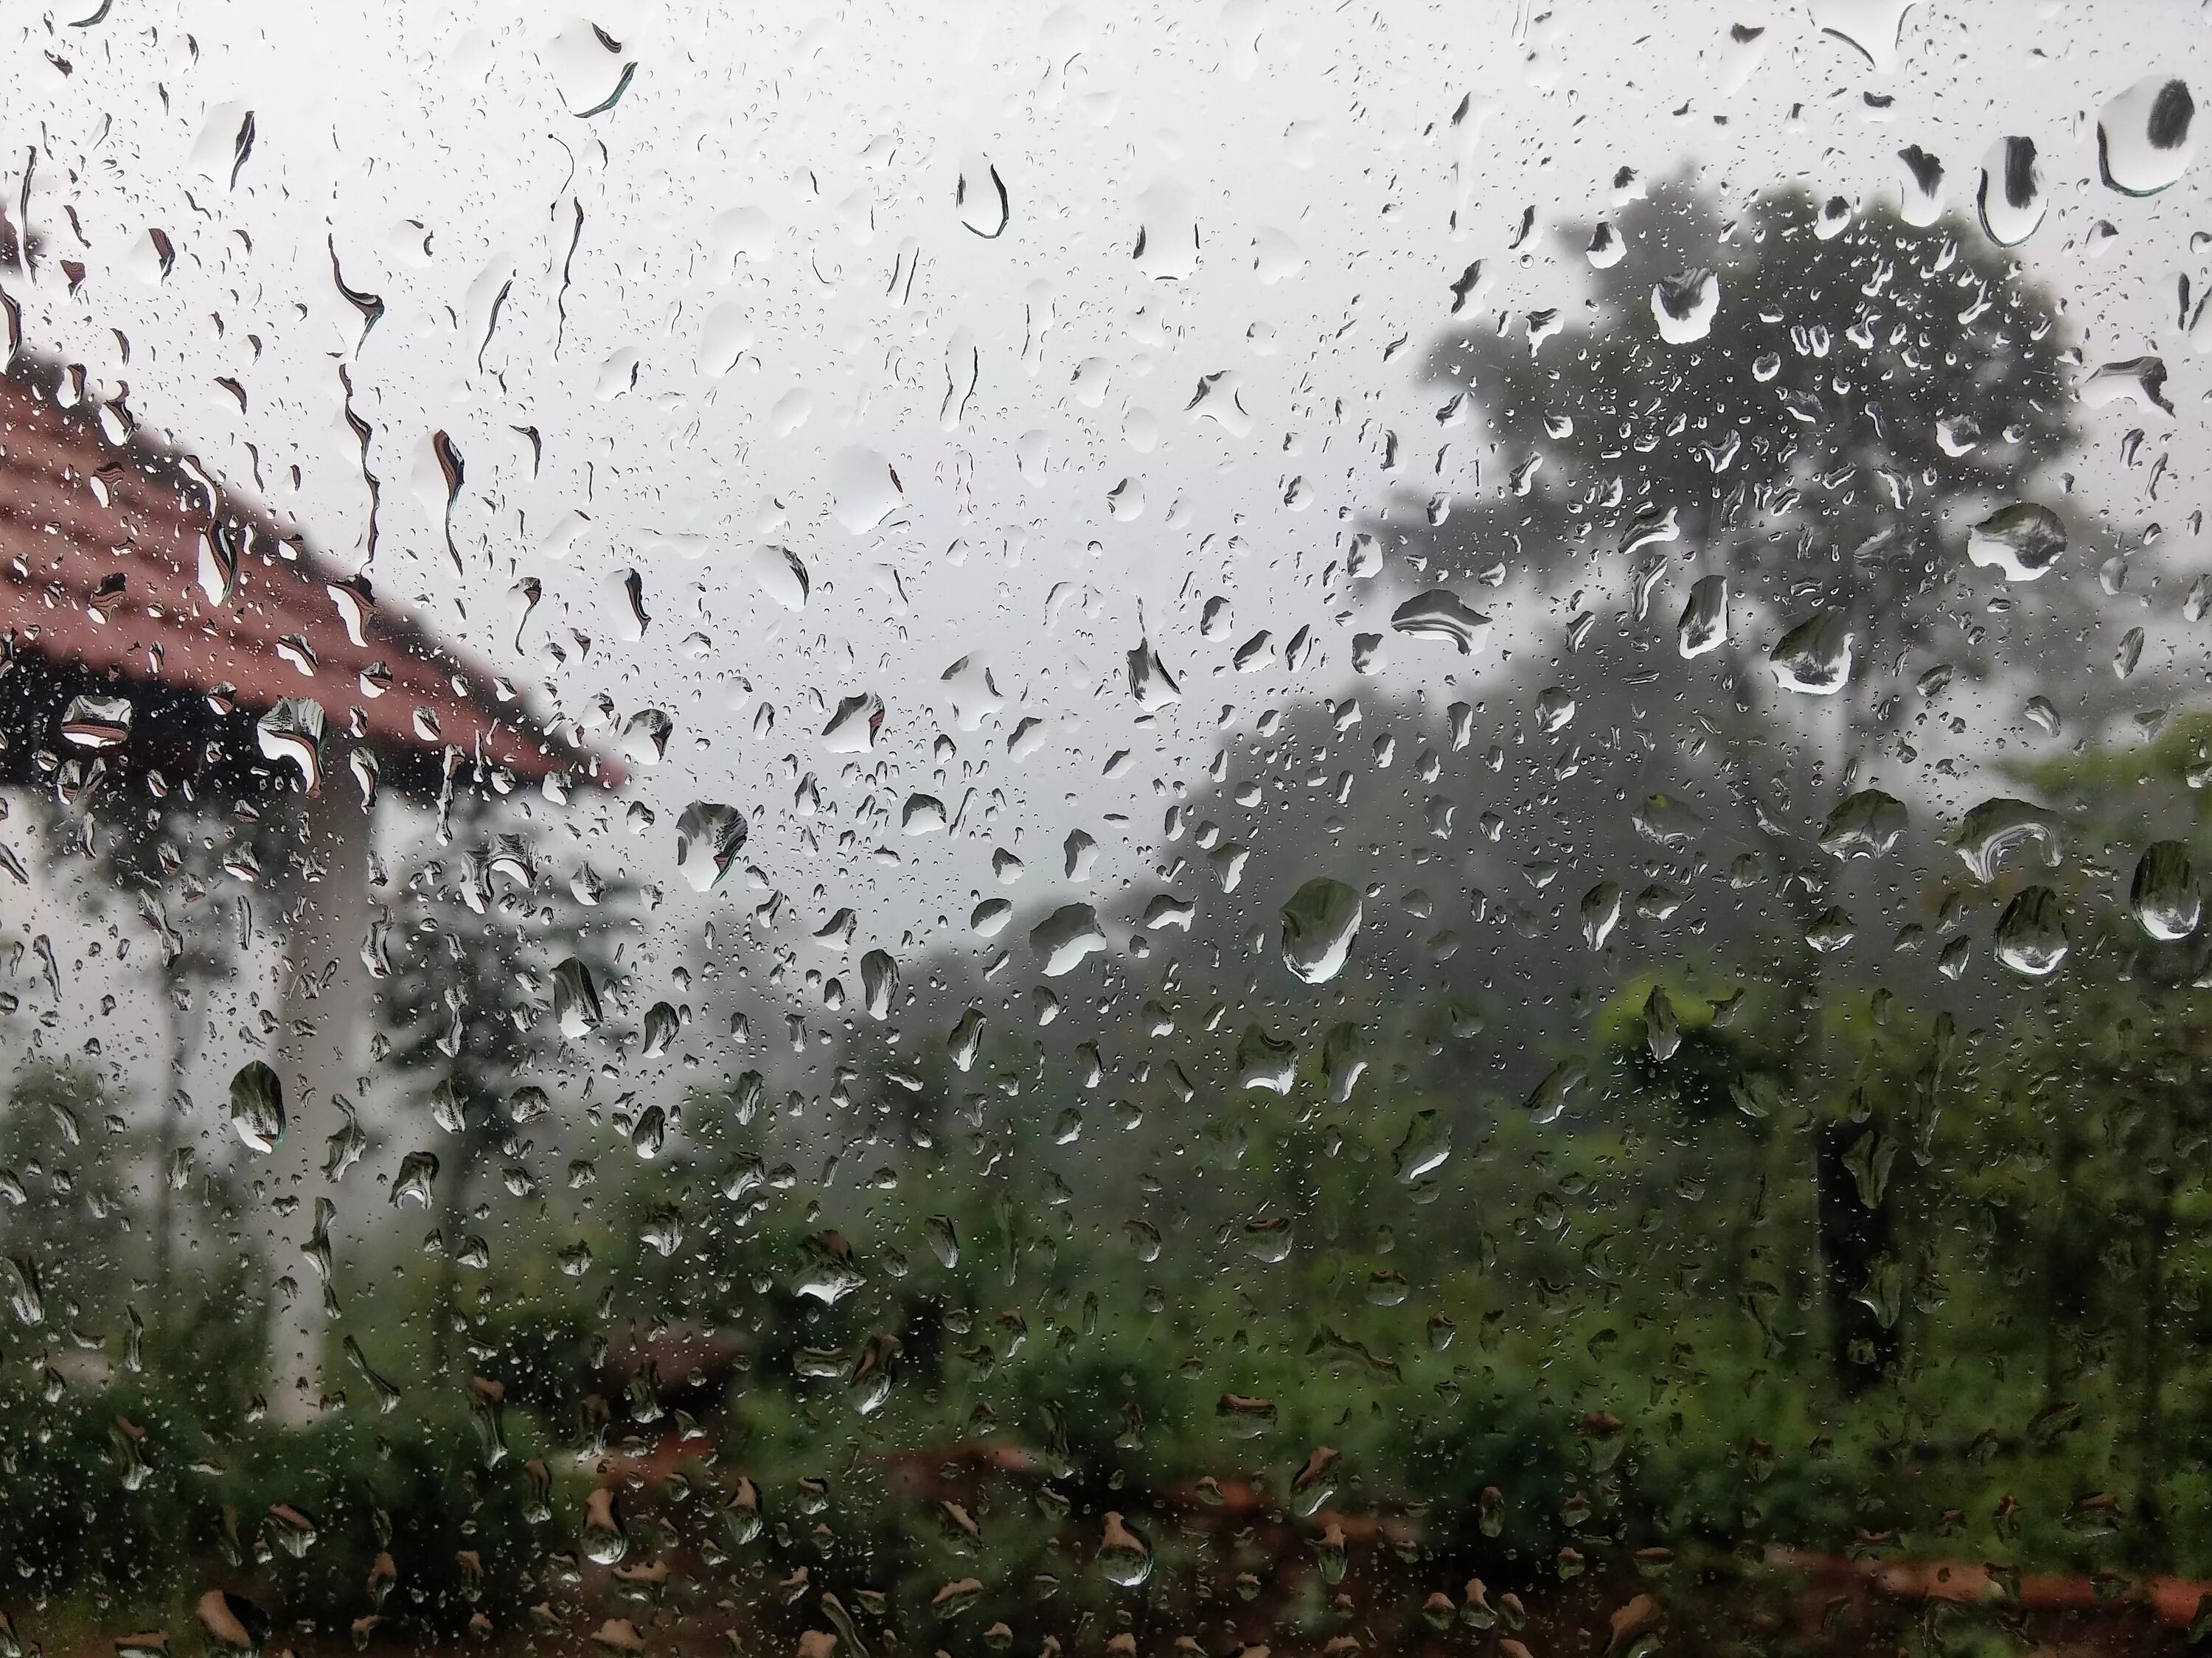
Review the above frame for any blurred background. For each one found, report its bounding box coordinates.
[0,1,2207,1654]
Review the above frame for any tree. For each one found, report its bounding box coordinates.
[1371,176,2114,1386]
[372,795,631,1385]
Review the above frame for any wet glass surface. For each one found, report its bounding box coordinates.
[0,4,2208,1656]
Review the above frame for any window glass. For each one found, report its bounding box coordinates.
[0,4,2207,1655]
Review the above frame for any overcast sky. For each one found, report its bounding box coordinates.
[0,0,2204,1098]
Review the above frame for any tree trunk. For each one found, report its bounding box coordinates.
[2130,1152,2177,1570]
[151,975,192,1340]
[1725,681,1895,1392]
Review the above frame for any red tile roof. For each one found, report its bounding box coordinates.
[0,355,613,795]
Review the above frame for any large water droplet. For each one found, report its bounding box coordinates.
[822,692,886,753]
[1237,1025,1298,1093]
[1953,798,2063,883]
[860,950,898,1019]
[1390,589,1490,653]
[256,698,327,793]
[227,1061,285,1154]
[1977,137,2045,246]
[1096,1514,1152,1587]
[553,958,603,1038]
[1393,1108,1451,1183]
[1579,881,1621,950]
[1966,504,2066,582]
[1675,575,1728,658]
[830,447,904,534]
[1994,886,2068,978]
[1896,144,1944,226]
[582,1489,627,1567]
[1279,878,1362,984]
[60,694,133,750]
[675,803,748,894]
[749,543,810,610]
[2130,841,2200,941]
[1768,613,1854,694]
[2098,77,2194,196]
[1527,1060,1587,1126]
[1030,904,1107,977]
[1643,986,1681,1062]
[2079,356,2174,414]
[390,1150,439,1208]
[1819,789,1907,860]
[956,153,1011,238]
[924,1213,958,1269]
[1126,636,1182,711]
[0,1255,41,1326]
[1652,269,1719,344]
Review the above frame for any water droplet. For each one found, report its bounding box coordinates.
[1125,635,1182,711]
[1652,269,1719,344]
[674,802,748,893]
[1031,904,1107,977]
[2115,627,2147,680]
[2098,77,2194,195]
[922,1213,958,1269]
[60,694,132,750]
[1805,907,1857,954]
[255,697,327,793]
[1,1256,43,1326]
[822,692,886,753]
[1390,588,1490,653]
[860,950,897,1019]
[831,447,904,534]
[553,958,603,1038]
[1994,886,2068,978]
[1096,1513,1152,1587]
[1896,144,1944,226]
[266,1503,318,1558]
[2079,356,2174,414]
[1579,881,1621,950]
[1966,504,2066,582]
[1768,613,1854,694]
[1814,0,1919,73]
[2131,841,2200,940]
[796,1230,866,1304]
[195,1591,269,1655]
[1392,1109,1450,1183]
[390,1150,439,1208]
[1527,1060,1587,1125]
[1819,789,1907,860]
[198,520,245,607]
[582,1488,628,1567]
[1237,1025,1299,1093]
[1644,986,1681,1062]
[641,1002,681,1059]
[227,1062,285,1154]
[749,543,810,611]
[1977,137,2045,246]
[956,154,1011,238]
[1675,575,1728,658]
[1279,878,1362,984]
[946,1006,987,1072]
[1954,798,2063,883]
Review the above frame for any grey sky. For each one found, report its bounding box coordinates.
[1,0,2204,1093]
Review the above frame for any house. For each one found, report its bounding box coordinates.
[0,349,616,1415]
